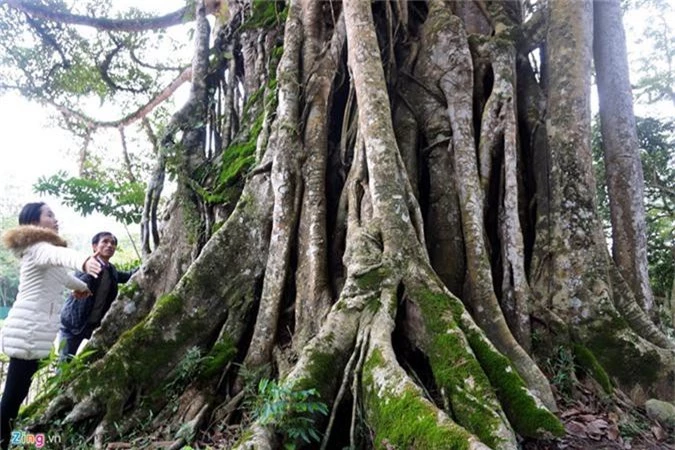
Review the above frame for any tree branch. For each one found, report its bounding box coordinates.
[129,47,185,72]
[98,43,147,94]
[48,67,191,129]
[24,14,69,67]
[3,0,192,31]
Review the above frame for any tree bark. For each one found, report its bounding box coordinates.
[593,0,654,315]
[531,0,673,404]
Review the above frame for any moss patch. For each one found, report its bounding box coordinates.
[294,347,341,399]
[19,388,56,420]
[586,321,662,389]
[355,266,390,291]
[70,294,202,416]
[243,0,288,29]
[416,289,565,438]
[196,64,280,208]
[572,344,613,393]
[368,389,473,450]
[464,331,564,437]
[217,115,262,187]
[117,281,139,298]
[153,293,184,321]
[363,349,472,450]
[412,288,508,448]
[200,338,237,380]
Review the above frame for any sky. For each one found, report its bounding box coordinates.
[0,2,672,252]
[0,94,124,247]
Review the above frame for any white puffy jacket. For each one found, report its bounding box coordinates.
[0,225,89,360]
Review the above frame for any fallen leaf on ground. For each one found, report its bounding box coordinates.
[565,420,588,437]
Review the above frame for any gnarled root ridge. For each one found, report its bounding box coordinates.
[234,249,563,449]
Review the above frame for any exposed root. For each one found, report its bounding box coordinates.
[294,7,346,349]
[609,266,674,350]
[39,393,73,425]
[209,390,245,427]
[237,423,276,450]
[320,329,363,450]
[93,418,114,450]
[351,317,373,449]
[405,273,518,448]
[63,395,101,424]
[362,286,492,450]
[169,403,210,450]
[474,38,533,352]
[234,218,379,448]
[405,75,465,296]
[421,1,556,411]
[406,267,563,440]
[242,0,304,372]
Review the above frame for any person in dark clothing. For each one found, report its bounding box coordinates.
[59,231,137,361]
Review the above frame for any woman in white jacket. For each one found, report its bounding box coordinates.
[0,202,102,450]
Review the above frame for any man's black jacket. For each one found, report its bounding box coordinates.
[60,263,136,336]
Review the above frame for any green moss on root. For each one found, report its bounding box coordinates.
[363,349,472,450]
[19,389,57,420]
[294,347,341,398]
[586,320,662,388]
[354,266,389,291]
[71,294,203,413]
[200,338,237,380]
[153,293,184,321]
[572,344,613,393]
[419,290,564,438]
[412,288,508,448]
[464,331,563,438]
[117,281,140,298]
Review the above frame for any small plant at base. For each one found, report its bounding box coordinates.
[166,346,206,394]
[545,345,576,398]
[247,378,329,449]
[176,421,197,443]
[619,409,651,442]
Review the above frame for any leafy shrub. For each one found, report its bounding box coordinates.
[247,379,329,449]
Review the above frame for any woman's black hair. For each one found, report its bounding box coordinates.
[18,202,46,225]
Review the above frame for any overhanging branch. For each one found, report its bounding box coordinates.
[48,67,192,129]
[3,0,192,31]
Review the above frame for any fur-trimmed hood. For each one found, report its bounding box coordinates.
[0,225,87,360]
[2,225,68,255]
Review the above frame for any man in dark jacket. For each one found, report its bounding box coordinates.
[59,231,137,361]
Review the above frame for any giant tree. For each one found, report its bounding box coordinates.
[594,0,654,316]
[1,0,673,449]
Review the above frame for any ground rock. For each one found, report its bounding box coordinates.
[645,399,675,429]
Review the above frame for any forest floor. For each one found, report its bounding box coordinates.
[522,378,674,450]
[187,375,675,450]
[97,352,675,449]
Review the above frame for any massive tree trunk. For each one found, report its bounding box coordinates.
[24,1,674,449]
[531,0,672,404]
[593,0,654,316]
